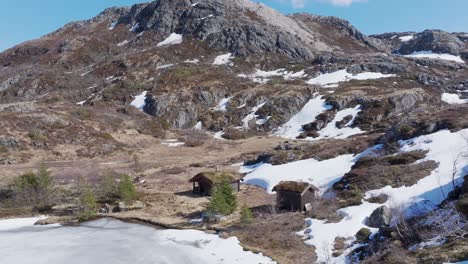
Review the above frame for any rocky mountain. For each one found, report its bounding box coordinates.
[0,0,467,263]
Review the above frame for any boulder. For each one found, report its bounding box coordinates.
[355,227,372,243]
[367,206,392,228]
[335,115,353,129]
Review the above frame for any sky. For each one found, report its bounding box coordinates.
[1,0,467,52]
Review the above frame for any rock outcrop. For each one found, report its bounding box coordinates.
[398,30,465,55]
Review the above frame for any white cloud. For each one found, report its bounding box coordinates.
[288,0,366,8]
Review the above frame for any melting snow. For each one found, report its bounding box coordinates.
[403,51,465,63]
[242,102,267,128]
[243,154,357,194]
[157,33,183,47]
[129,23,139,32]
[275,96,331,139]
[441,93,468,104]
[213,53,234,66]
[213,97,232,112]
[196,14,214,20]
[184,59,200,64]
[162,139,185,147]
[299,129,468,263]
[194,121,202,130]
[130,91,148,110]
[238,69,307,83]
[313,105,363,140]
[157,64,175,70]
[399,35,414,42]
[307,69,396,86]
[213,131,225,140]
[109,21,117,30]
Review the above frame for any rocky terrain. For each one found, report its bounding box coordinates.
[0,0,467,263]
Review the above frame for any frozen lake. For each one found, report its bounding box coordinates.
[0,217,275,264]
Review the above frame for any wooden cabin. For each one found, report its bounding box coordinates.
[189,171,243,196]
[272,181,318,211]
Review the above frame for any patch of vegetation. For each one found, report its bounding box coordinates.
[13,162,56,211]
[72,108,93,120]
[27,129,47,142]
[240,203,254,225]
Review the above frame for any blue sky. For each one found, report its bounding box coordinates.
[1,0,467,52]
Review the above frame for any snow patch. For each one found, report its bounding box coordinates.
[213,131,225,140]
[243,154,357,194]
[213,53,234,66]
[313,105,363,140]
[213,97,232,112]
[129,23,139,32]
[130,91,148,110]
[242,102,267,128]
[399,35,414,42]
[184,59,199,64]
[275,96,331,139]
[403,51,465,64]
[301,129,468,263]
[162,139,185,147]
[307,69,396,86]
[194,121,202,130]
[157,33,183,47]
[441,93,468,104]
[238,69,307,83]
[157,64,175,70]
[109,21,117,30]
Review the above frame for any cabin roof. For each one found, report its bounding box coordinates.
[272,181,319,193]
[189,171,242,184]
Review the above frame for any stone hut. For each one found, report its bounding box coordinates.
[272,181,318,211]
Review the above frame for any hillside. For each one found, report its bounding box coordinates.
[0,0,467,263]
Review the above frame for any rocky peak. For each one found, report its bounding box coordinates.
[398,29,465,55]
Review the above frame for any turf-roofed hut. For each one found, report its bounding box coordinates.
[189,171,243,196]
[273,181,319,211]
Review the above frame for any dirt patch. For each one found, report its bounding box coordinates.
[230,212,316,264]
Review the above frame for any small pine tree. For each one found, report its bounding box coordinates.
[118,174,136,202]
[78,178,97,221]
[98,171,119,203]
[240,204,253,225]
[36,162,56,209]
[13,162,56,210]
[206,179,237,215]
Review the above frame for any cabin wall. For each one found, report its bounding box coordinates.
[300,190,315,211]
[276,191,302,211]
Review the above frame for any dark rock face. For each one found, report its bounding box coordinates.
[399,30,465,55]
[367,206,392,228]
[335,115,353,129]
[116,0,316,59]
